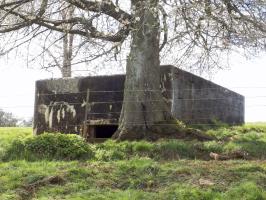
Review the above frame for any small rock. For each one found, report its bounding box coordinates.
[210,152,219,160]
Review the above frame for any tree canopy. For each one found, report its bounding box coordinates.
[0,0,265,70]
[0,109,18,127]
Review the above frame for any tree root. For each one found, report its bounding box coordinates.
[184,128,215,141]
[114,123,215,141]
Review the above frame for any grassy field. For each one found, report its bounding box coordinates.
[0,125,266,199]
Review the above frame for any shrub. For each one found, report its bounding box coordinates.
[2,133,94,161]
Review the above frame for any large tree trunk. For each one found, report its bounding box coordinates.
[113,0,176,140]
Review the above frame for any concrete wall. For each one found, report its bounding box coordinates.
[33,75,125,135]
[33,65,244,135]
[161,66,244,125]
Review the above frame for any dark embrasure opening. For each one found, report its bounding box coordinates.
[94,125,118,138]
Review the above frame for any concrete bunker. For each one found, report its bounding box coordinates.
[33,65,245,140]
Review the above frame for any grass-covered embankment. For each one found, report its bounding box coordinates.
[0,125,266,199]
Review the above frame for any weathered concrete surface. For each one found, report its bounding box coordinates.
[33,75,125,135]
[161,65,244,125]
[33,65,244,135]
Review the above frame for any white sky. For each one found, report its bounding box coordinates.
[212,53,266,122]
[0,53,265,122]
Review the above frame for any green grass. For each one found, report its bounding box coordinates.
[1,159,266,199]
[0,125,266,199]
[0,127,32,159]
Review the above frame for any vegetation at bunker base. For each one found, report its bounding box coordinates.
[0,125,266,199]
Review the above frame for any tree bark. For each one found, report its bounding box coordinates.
[61,32,73,78]
[113,0,176,140]
[61,5,75,78]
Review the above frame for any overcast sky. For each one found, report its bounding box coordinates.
[0,52,265,122]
